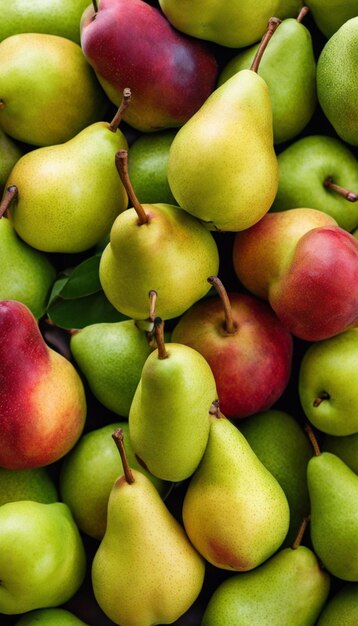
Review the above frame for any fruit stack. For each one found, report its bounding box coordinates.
[0,1,357,625]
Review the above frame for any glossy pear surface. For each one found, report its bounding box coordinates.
[6,122,128,253]
[322,432,358,474]
[0,33,107,146]
[218,16,316,144]
[308,452,358,581]
[99,203,219,320]
[0,501,86,615]
[307,0,358,38]
[0,467,58,507]
[233,208,358,341]
[92,469,205,626]
[0,129,22,193]
[81,0,217,132]
[317,17,358,146]
[60,422,169,540]
[70,319,152,417]
[317,583,358,625]
[202,545,330,625]
[239,410,312,546]
[182,415,290,571]
[272,135,358,231]
[299,328,358,436]
[0,300,87,469]
[129,343,217,481]
[0,217,56,318]
[167,70,278,232]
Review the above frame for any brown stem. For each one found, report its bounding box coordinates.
[209,400,221,418]
[250,17,281,73]
[304,424,321,456]
[292,515,311,549]
[296,6,310,23]
[207,276,237,335]
[324,177,358,202]
[0,100,5,110]
[153,317,168,359]
[92,0,98,13]
[108,88,132,132]
[112,428,135,484]
[313,390,330,407]
[148,290,157,321]
[115,150,149,225]
[0,185,18,218]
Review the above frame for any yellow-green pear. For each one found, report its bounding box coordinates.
[129,320,217,481]
[167,19,280,232]
[92,429,205,626]
[2,96,129,253]
[0,33,108,146]
[182,409,290,571]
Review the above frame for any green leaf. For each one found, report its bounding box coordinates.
[58,254,102,299]
[47,290,128,330]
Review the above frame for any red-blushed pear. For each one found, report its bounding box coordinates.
[0,300,86,470]
[233,208,358,341]
[80,0,218,132]
[171,276,293,419]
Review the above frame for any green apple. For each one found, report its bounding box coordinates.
[299,328,358,436]
[59,422,171,540]
[0,501,86,614]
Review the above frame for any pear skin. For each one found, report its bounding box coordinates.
[182,413,290,571]
[92,468,205,626]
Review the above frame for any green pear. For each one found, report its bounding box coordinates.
[129,322,217,481]
[272,135,358,231]
[201,544,330,625]
[70,319,153,417]
[14,608,89,625]
[0,0,91,44]
[238,409,312,546]
[159,0,281,48]
[60,422,170,540]
[99,150,219,321]
[317,583,358,625]
[0,128,22,193]
[182,411,290,571]
[299,328,358,436]
[4,106,128,254]
[322,432,358,474]
[91,429,205,626]
[317,17,358,146]
[218,10,316,145]
[307,450,358,581]
[0,501,86,614]
[0,217,56,318]
[167,20,280,232]
[128,130,178,205]
[0,467,58,506]
[307,0,358,38]
[0,33,108,147]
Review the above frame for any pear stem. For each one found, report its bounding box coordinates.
[148,290,157,321]
[153,317,168,359]
[209,400,222,418]
[296,6,310,23]
[0,100,5,110]
[250,17,281,73]
[313,390,330,407]
[108,88,132,133]
[304,424,321,456]
[115,150,149,225]
[92,0,98,13]
[207,276,237,335]
[324,177,358,202]
[0,185,18,218]
[292,515,311,549]
[112,428,135,484]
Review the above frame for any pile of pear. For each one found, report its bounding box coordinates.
[0,1,358,625]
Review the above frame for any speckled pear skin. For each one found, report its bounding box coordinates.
[182,414,290,571]
[92,469,205,626]
[308,452,358,582]
[6,122,128,253]
[14,607,89,625]
[0,300,86,469]
[317,583,358,625]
